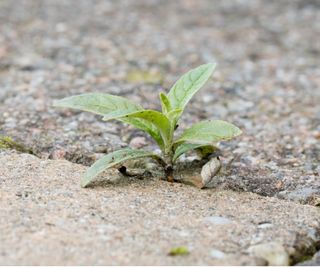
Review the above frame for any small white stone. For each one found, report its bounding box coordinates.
[248,242,289,266]
[129,136,147,149]
[210,249,226,259]
[204,216,232,225]
[258,223,274,229]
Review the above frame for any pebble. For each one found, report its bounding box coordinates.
[50,148,66,160]
[210,249,226,259]
[204,216,232,225]
[248,242,289,266]
[257,222,274,229]
[129,136,148,149]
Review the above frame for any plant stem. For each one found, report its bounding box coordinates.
[163,119,176,182]
[164,151,174,182]
[165,165,174,182]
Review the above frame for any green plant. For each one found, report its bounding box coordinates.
[54,63,242,187]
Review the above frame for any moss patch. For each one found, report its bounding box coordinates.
[168,246,190,256]
[0,135,33,154]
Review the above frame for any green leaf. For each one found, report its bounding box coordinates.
[54,93,164,149]
[173,143,217,162]
[159,92,171,114]
[159,91,182,128]
[81,148,161,187]
[167,63,216,114]
[120,117,164,149]
[175,120,242,145]
[53,93,143,115]
[104,110,172,147]
[166,108,183,127]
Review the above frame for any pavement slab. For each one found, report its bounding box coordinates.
[0,0,320,265]
[0,152,319,265]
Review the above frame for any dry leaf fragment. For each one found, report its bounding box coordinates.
[201,157,221,188]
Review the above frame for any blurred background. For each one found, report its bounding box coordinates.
[0,0,319,200]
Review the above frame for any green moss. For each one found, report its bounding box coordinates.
[0,135,33,154]
[168,246,190,256]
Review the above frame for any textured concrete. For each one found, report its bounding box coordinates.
[0,152,319,265]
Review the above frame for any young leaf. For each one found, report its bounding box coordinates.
[81,148,161,187]
[159,92,171,114]
[167,63,216,114]
[166,108,183,127]
[175,120,242,145]
[104,110,172,147]
[53,93,142,115]
[172,143,218,162]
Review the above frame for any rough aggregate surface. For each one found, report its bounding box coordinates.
[0,0,319,203]
[0,152,319,265]
[0,0,320,265]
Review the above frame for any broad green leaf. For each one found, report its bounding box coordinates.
[54,93,163,149]
[167,63,216,114]
[103,109,139,121]
[53,93,142,115]
[173,143,217,162]
[104,110,172,147]
[120,117,164,149]
[159,92,171,114]
[175,120,242,145]
[81,148,161,187]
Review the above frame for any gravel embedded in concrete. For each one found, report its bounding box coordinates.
[0,0,319,203]
[0,0,319,264]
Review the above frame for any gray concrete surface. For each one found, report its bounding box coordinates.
[0,152,319,265]
[0,0,319,265]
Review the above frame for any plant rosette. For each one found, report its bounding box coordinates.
[54,63,242,188]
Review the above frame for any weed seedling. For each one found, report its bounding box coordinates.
[54,63,242,187]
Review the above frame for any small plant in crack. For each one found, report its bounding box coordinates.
[54,63,242,187]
